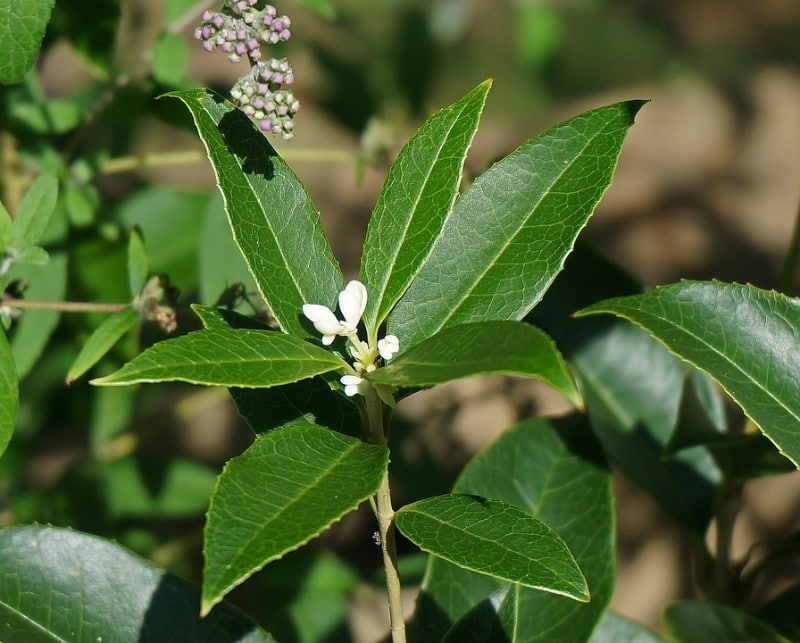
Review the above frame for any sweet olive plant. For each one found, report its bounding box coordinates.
[2,1,800,642]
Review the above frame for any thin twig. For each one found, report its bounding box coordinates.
[1,296,129,314]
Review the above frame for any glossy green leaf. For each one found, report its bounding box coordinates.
[396,494,588,601]
[389,100,644,350]
[9,173,58,249]
[360,81,490,333]
[127,227,149,297]
[0,330,17,458]
[168,89,343,339]
[65,307,139,384]
[664,601,790,643]
[588,611,664,642]
[0,525,276,642]
[367,320,580,405]
[0,0,55,84]
[191,304,361,437]
[92,328,347,388]
[530,242,722,531]
[579,282,800,467]
[9,252,67,378]
[410,415,614,642]
[202,420,388,615]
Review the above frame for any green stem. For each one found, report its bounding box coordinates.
[365,388,406,643]
[779,190,800,295]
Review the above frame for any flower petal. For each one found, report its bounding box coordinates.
[302,303,342,335]
[378,334,400,360]
[338,280,367,332]
[340,374,366,397]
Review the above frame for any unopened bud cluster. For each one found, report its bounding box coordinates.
[194,1,298,140]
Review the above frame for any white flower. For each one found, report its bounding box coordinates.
[302,280,367,345]
[341,374,368,397]
[378,334,400,360]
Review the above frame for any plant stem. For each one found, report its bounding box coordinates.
[365,388,406,643]
[1,296,128,314]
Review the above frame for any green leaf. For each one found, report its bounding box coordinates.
[64,181,99,227]
[116,187,207,290]
[66,307,139,384]
[0,330,17,458]
[191,304,362,437]
[360,80,491,334]
[664,601,790,643]
[0,525,276,642]
[389,100,645,350]
[127,227,149,296]
[0,0,55,84]
[0,199,11,249]
[396,494,588,601]
[530,242,722,531]
[92,328,347,388]
[104,456,217,518]
[9,172,58,249]
[588,611,665,642]
[152,32,188,85]
[202,420,388,615]
[167,89,344,339]
[199,191,258,308]
[579,282,800,467]
[294,0,337,19]
[9,252,67,378]
[367,320,580,406]
[410,415,614,642]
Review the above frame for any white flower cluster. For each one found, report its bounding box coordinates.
[303,281,399,397]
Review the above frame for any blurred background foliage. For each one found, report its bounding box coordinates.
[3,1,800,640]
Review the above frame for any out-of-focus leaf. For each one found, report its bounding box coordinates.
[168,89,343,340]
[389,101,645,350]
[0,0,55,84]
[396,494,588,601]
[367,320,580,406]
[9,252,67,378]
[202,420,388,615]
[360,81,490,334]
[410,415,614,642]
[588,611,665,642]
[92,328,347,388]
[66,307,139,384]
[104,456,217,518]
[756,585,800,641]
[0,330,17,458]
[127,227,149,297]
[199,191,258,309]
[10,173,58,249]
[579,282,800,467]
[294,0,336,19]
[0,525,276,641]
[116,187,207,289]
[664,601,790,643]
[64,181,99,227]
[0,200,11,249]
[152,32,188,85]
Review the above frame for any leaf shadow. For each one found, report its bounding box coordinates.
[215,97,278,180]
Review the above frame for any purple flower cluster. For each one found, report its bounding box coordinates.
[194,1,298,139]
[231,59,299,140]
